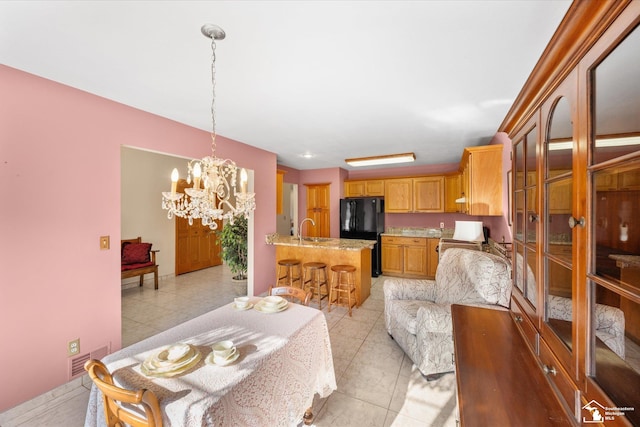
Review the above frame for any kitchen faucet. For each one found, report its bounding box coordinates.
[299,217,316,243]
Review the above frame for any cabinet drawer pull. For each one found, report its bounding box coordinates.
[514,315,523,323]
[528,213,538,223]
[543,364,557,376]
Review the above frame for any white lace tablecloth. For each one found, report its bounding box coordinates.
[84,300,336,426]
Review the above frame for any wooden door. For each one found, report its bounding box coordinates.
[305,183,330,238]
[175,179,222,275]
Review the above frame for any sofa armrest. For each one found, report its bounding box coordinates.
[383,278,437,302]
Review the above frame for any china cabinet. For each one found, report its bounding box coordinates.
[505,2,640,425]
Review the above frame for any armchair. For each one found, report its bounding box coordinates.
[384,248,512,379]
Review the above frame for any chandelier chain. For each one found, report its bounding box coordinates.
[210,36,217,155]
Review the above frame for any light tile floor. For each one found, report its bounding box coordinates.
[0,265,457,427]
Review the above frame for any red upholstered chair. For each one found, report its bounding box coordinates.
[121,237,159,289]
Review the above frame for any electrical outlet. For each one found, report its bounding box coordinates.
[68,339,80,356]
[439,222,445,229]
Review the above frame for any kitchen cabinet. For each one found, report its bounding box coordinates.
[305,183,330,238]
[344,179,385,197]
[382,236,438,278]
[444,173,462,213]
[458,145,503,216]
[427,238,440,277]
[384,176,444,213]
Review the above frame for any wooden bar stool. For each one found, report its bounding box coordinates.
[276,259,302,288]
[302,262,329,309]
[328,264,358,316]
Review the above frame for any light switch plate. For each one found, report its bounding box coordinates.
[100,236,110,250]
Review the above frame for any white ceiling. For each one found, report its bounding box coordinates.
[0,1,571,170]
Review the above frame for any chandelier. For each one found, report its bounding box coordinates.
[162,24,256,230]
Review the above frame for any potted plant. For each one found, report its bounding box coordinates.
[217,215,248,281]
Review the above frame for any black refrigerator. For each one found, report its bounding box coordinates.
[340,197,385,277]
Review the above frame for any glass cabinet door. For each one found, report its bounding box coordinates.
[513,121,540,311]
[588,21,640,427]
[544,94,575,353]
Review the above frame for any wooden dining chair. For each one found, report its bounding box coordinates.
[85,359,163,427]
[268,285,312,306]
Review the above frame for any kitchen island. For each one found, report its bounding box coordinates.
[266,234,376,304]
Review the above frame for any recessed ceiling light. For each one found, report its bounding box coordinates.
[300,153,315,159]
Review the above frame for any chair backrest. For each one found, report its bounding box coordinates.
[122,236,142,246]
[85,359,163,427]
[269,286,312,305]
[434,248,512,308]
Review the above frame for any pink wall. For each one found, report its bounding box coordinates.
[0,65,277,411]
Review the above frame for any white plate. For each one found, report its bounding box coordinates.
[232,302,253,311]
[141,346,201,377]
[159,343,190,363]
[254,300,289,313]
[205,350,240,366]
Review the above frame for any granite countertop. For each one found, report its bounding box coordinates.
[609,254,640,268]
[382,227,454,239]
[265,234,376,251]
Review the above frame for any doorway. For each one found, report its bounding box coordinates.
[277,183,298,237]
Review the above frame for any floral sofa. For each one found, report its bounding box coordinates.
[384,248,512,379]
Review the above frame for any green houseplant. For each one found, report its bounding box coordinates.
[217,215,248,280]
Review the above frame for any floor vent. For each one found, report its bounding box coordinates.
[68,344,111,380]
[69,353,90,380]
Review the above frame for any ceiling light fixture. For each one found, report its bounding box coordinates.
[345,152,416,167]
[161,24,256,230]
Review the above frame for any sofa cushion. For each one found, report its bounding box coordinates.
[122,242,152,265]
[121,261,155,271]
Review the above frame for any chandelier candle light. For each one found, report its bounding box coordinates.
[162,24,255,230]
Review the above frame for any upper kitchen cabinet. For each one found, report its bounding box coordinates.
[344,179,385,197]
[384,176,444,213]
[444,173,462,213]
[459,144,503,216]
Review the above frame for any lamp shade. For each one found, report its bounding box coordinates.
[452,221,484,242]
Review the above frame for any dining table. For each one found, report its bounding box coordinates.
[84,298,337,426]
